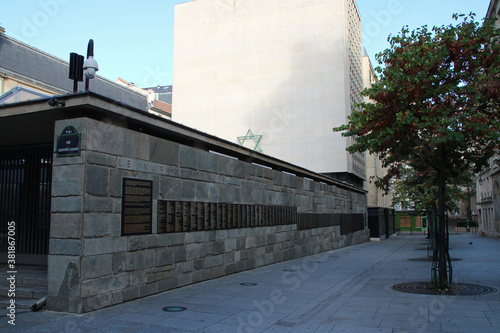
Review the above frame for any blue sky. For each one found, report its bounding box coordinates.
[0,0,491,87]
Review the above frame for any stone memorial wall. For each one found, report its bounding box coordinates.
[48,117,368,313]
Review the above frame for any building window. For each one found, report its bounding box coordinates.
[400,216,411,228]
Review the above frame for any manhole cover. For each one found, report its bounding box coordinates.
[162,306,187,312]
[392,282,497,296]
[240,282,258,286]
[407,258,462,262]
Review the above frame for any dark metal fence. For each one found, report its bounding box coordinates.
[0,144,52,256]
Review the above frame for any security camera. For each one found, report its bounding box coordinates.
[47,98,65,107]
[83,56,99,79]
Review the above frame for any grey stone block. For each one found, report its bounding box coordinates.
[186,243,203,260]
[87,120,123,155]
[52,165,84,196]
[86,166,108,196]
[112,253,123,273]
[49,239,81,256]
[273,171,283,186]
[173,246,187,263]
[219,157,233,176]
[124,131,150,160]
[212,240,225,254]
[158,277,178,292]
[219,184,234,202]
[205,255,222,268]
[255,234,267,247]
[179,145,198,169]
[225,238,236,252]
[223,252,234,264]
[82,273,128,297]
[50,213,82,239]
[51,196,84,213]
[47,256,80,298]
[209,266,225,279]
[177,273,192,287]
[208,183,219,202]
[123,286,140,302]
[262,168,273,180]
[199,150,218,173]
[84,214,113,238]
[156,247,174,266]
[234,186,242,203]
[86,151,117,167]
[225,263,238,275]
[167,233,185,246]
[246,163,256,177]
[84,196,113,213]
[128,235,147,251]
[195,182,210,201]
[83,237,127,256]
[147,234,167,248]
[81,254,113,279]
[193,259,204,270]
[150,138,179,166]
[112,290,124,305]
[181,180,196,200]
[233,160,246,178]
[129,269,146,285]
[159,176,181,200]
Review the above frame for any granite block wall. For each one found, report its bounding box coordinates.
[48,117,368,313]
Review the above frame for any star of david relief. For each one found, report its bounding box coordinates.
[237,129,263,152]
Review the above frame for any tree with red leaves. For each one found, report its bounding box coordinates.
[335,14,500,289]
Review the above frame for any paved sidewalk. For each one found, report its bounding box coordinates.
[2,234,499,332]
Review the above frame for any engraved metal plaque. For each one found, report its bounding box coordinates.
[122,178,152,235]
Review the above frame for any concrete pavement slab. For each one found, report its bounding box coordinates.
[2,233,500,332]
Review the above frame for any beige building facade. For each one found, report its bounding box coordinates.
[173,0,365,187]
[475,0,500,238]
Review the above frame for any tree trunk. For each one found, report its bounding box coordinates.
[437,145,450,289]
[427,204,437,258]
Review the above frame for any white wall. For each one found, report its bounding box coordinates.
[173,0,363,176]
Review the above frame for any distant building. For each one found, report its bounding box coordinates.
[488,0,500,26]
[362,49,395,239]
[476,156,500,238]
[144,85,173,105]
[116,79,172,119]
[475,0,500,238]
[173,0,366,188]
[0,27,167,117]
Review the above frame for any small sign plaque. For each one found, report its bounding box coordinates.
[122,178,153,236]
[56,126,81,157]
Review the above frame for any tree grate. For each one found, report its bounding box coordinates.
[392,282,497,296]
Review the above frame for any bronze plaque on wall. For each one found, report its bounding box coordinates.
[122,178,153,236]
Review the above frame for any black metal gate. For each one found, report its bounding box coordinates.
[0,144,52,264]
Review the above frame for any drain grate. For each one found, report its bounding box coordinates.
[392,282,497,296]
[162,306,187,312]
